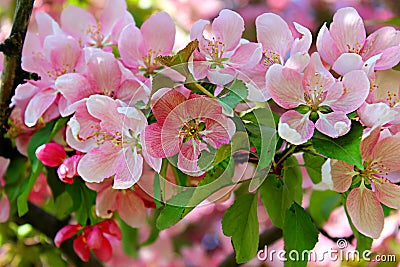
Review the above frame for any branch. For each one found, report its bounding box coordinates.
[0,0,34,157]
[15,202,103,267]
[218,226,283,267]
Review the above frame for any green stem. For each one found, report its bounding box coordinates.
[186,82,217,99]
[274,145,297,170]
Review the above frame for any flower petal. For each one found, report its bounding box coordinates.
[360,126,381,161]
[266,64,304,109]
[118,24,144,68]
[73,235,91,262]
[56,74,96,105]
[329,7,366,54]
[87,51,122,95]
[229,42,262,69]
[87,227,112,262]
[330,70,370,113]
[212,9,244,51]
[151,88,186,123]
[61,5,96,43]
[329,159,355,192]
[362,26,400,64]
[144,123,180,158]
[291,22,312,54]
[113,148,143,189]
[371,136,400,172]
[25,89,58,127]
[141,11,175,55]
[54,224,81,248]
[316,112,351,138]
[375,181,400,209]
[278,110,314,145]
[316,23,341,65]
[332,53,364,76]
[358,102,396,129]
[99,0,127,36]
[256,13,293,60]
[346,186,384,239]
[177,140,206,176]
[95,187,118,218]
[77,142,123,183]
[117,190,146,228]
[97,220,122,240]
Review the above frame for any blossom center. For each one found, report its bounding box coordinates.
[179,119,205,142]
[205,37,226,65]
[263,50,281,68]
[140,49,161,75]
[304,73,327,111]
[361,160,391,183]
[86,22,111,48]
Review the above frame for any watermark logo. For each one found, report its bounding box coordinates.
[257,238,397,263]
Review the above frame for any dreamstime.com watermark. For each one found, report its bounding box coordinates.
[257,239,397,263]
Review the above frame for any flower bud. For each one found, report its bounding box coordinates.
[35,143,67,167]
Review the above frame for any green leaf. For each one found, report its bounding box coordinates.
[311,121,364,170]
[218,79,248,111]
[197,148,217,171]
[308,190,341,227]
[303,153,325,184]
[283,203,319,267]
[222,193,259,264]
[70,179,97,225]
[214,144,231,166]
[157,159,235,230]
[140,210,161,247]
[380,17,400,26]
[118,216,139,258]
[259,174,293,228]
[17,160,43,216]
[282,156,303,204]
[156,40,198,77]
[54,191,74,219]
[156,40,198,67]
[5,157,27,205]
[245,107,277,191]
[46,167,66,200]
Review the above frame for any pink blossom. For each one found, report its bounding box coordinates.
[66,95,158,189]
[256,12,312,71]
[55,220,122,262]
[57,154,84,184]
[189,9,262,86]
[17,29,84,127]
[60,0,133,48]
[317,7,400,73]
[358,69,400,134]
[267,52,370,145]
[86,178,147,228]
[144,89,235,176]
[322,127,400,238]
[35,142,66,167]
[56,48,149,116]
[28,172,52,205]
[118,11,176,76]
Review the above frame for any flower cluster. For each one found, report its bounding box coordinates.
[1,0,400,264]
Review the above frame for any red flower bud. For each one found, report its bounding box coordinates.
[35,143,67,167]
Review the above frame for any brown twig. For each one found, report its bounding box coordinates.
[0,0,34,157]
